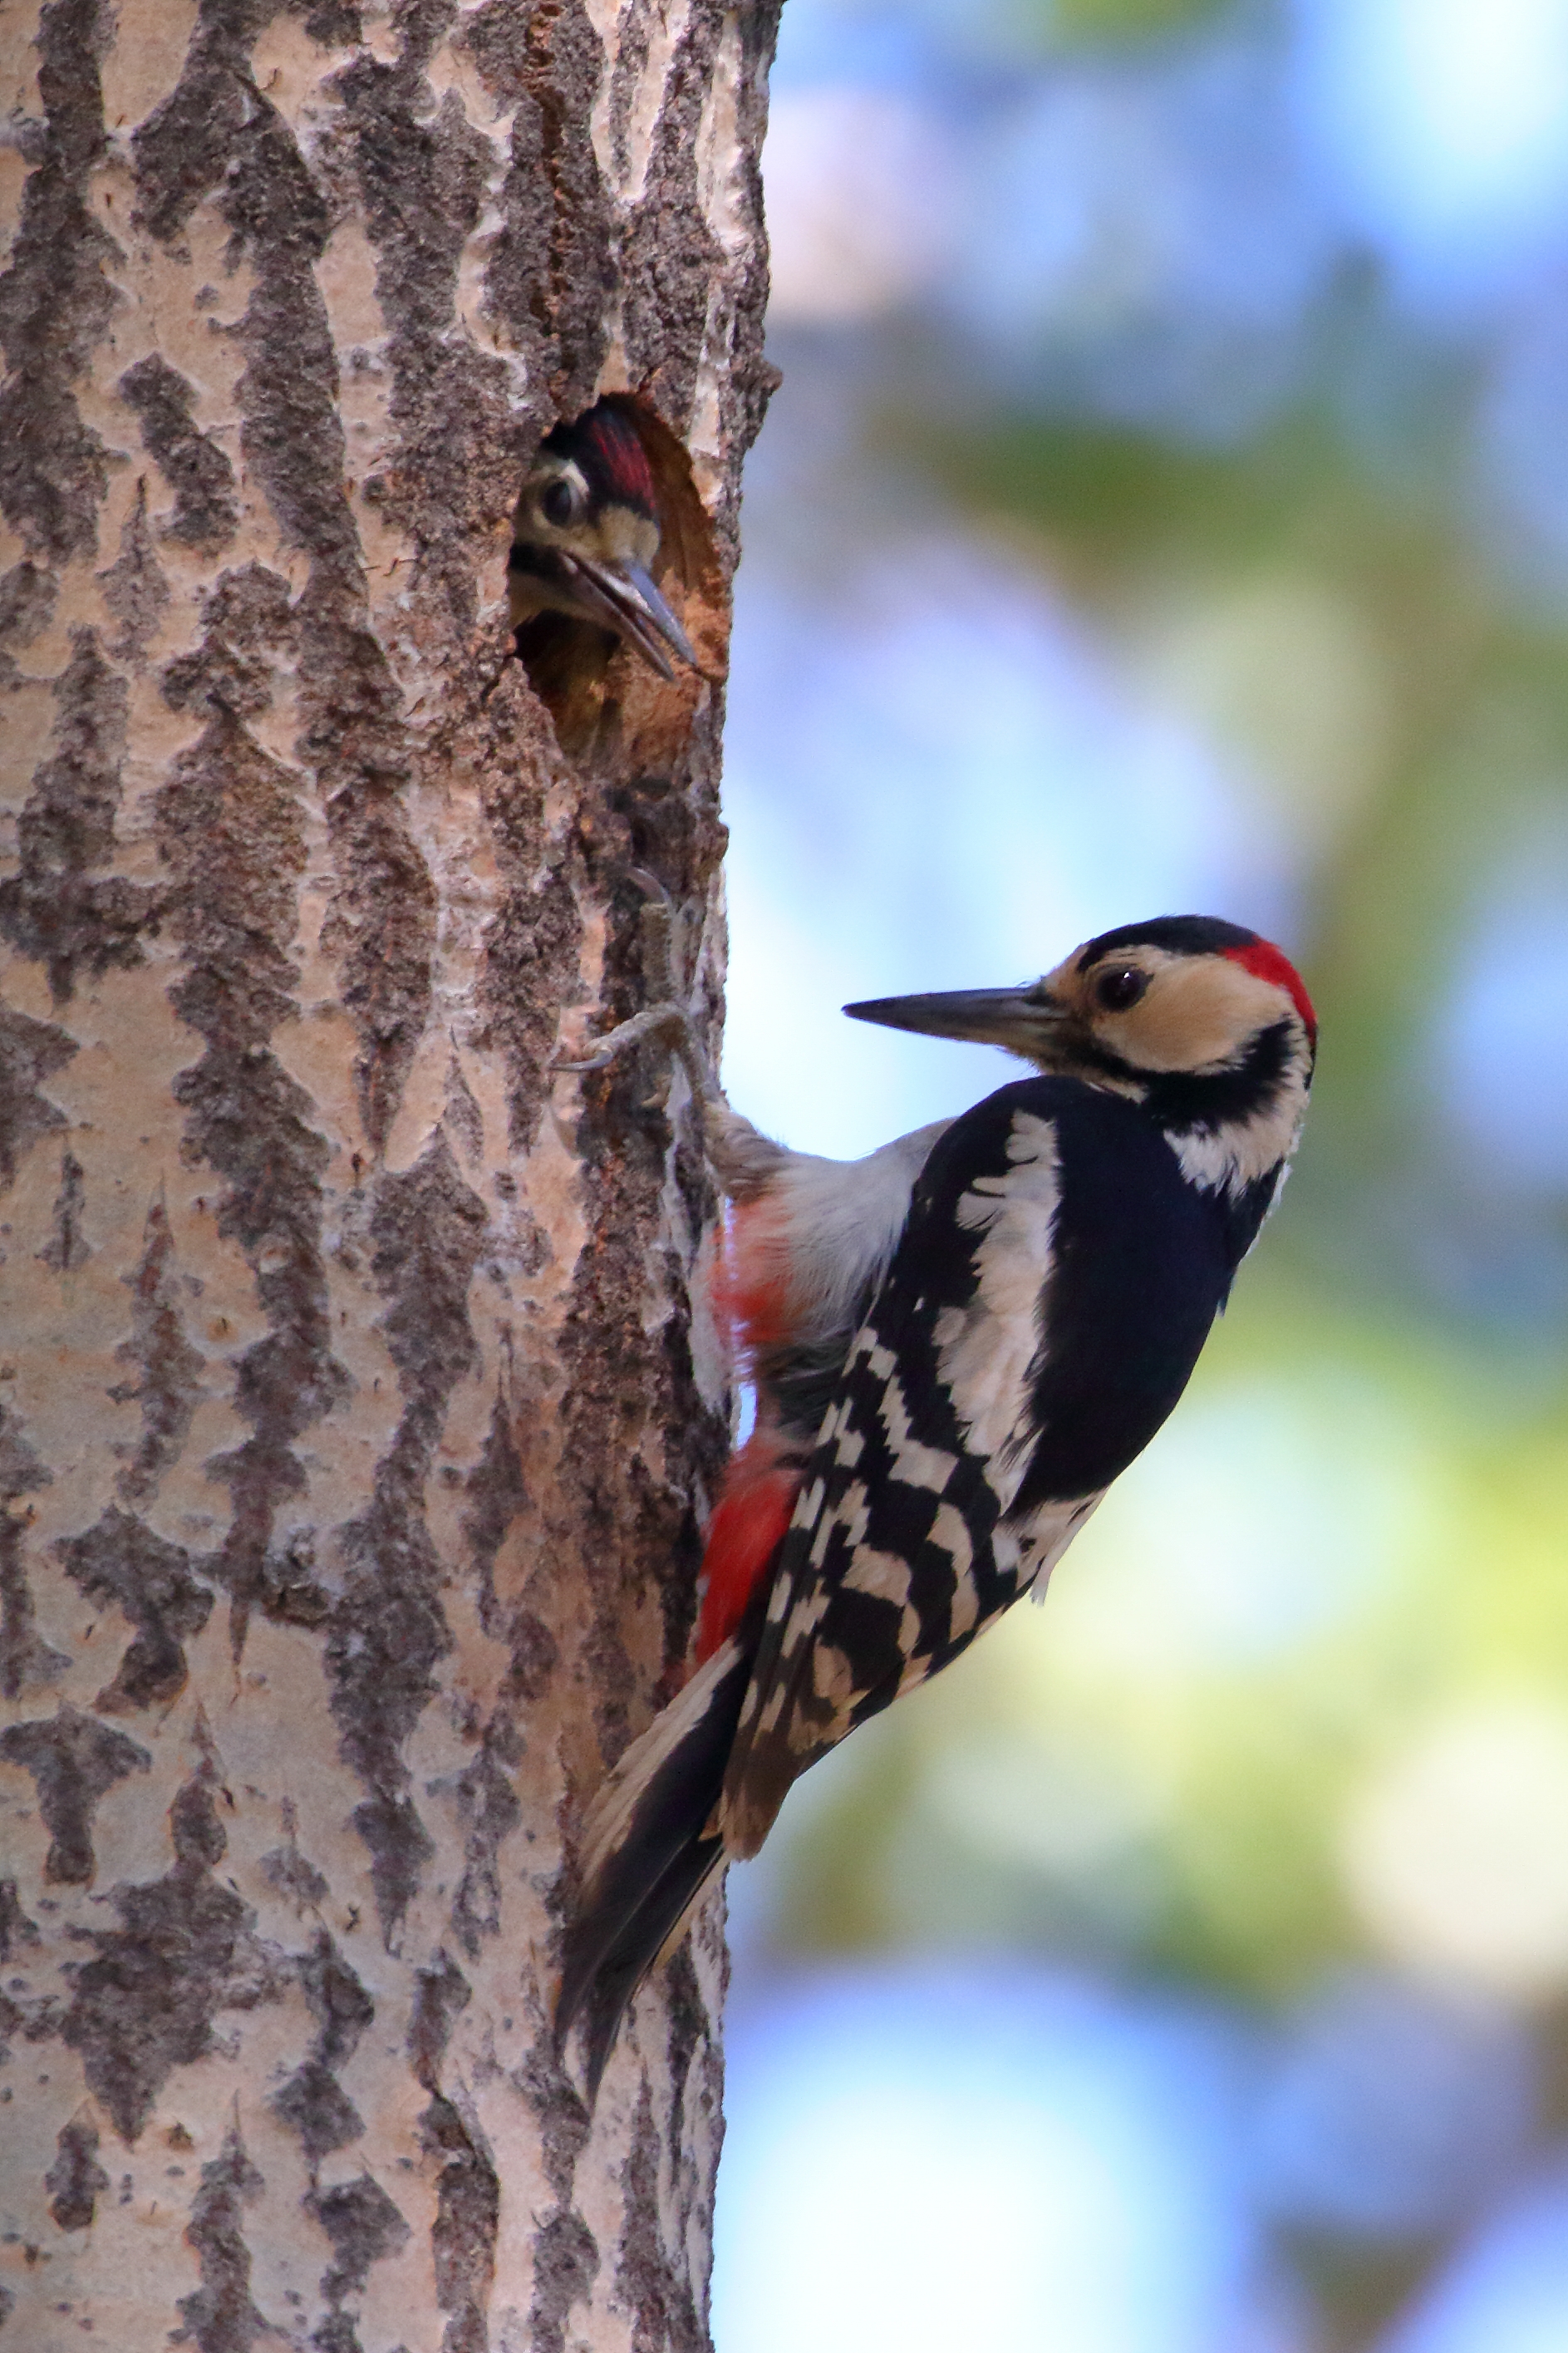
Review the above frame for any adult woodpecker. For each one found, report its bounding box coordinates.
[507,400,697,681]
[556,912,1316,2087]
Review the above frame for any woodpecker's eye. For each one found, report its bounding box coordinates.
[1093,966,1149,1013]
[540,478,579,529]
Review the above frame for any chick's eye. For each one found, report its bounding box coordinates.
[540,479,578,529]
[1094,966,1148,1012]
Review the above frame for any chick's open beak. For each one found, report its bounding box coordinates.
[568,554,696,680]
[843,985,1068,1056]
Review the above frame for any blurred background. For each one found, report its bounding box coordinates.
[709,1,1568,2347]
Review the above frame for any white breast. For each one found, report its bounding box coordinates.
[750,1118,953,1343]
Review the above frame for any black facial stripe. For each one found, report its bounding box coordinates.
[1136,1017,1298,1134]
[1077,914,1259,968]
[508,543,566,580]
[1062,1031,1147,1085]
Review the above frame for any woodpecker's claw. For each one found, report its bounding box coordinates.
[553,871,719,1104]
[553,1002,690,1073]
[553,1002,716,1105]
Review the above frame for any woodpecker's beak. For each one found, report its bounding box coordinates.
[844,986,1070,1057]
[565,554,696,681]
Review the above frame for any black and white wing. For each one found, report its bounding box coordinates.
[719,1076,1239,1856]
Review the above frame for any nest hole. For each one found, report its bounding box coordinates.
[504,392,725,760]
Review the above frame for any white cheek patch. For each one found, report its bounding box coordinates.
[934,1110,1060,1510]
[1169,1064,1311,1199]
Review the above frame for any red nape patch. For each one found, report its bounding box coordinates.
[581,406,658,514]
[1226,939,1317,1046]
[696,1434,802,1661]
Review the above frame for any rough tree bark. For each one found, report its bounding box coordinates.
[0,0,779,2345]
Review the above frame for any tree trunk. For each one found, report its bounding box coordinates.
[0,0,778,2344]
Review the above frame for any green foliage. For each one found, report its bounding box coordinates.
[1026,0,1231,47]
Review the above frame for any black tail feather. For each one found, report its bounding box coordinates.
[576,1833,726,2099]
[556,1639,752,2090]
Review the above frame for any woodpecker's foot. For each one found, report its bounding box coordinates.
[555,1008,788,1202]
[554,870,719,1104]
[553,999,712,1099]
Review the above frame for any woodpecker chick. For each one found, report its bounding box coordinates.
[556,913,1316,2089]
[508,402,696,681]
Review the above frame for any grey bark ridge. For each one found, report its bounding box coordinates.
[0,0,783,2344]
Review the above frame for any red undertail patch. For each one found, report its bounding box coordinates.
[696,1430,803,1661]
[711,1200,793,1355]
